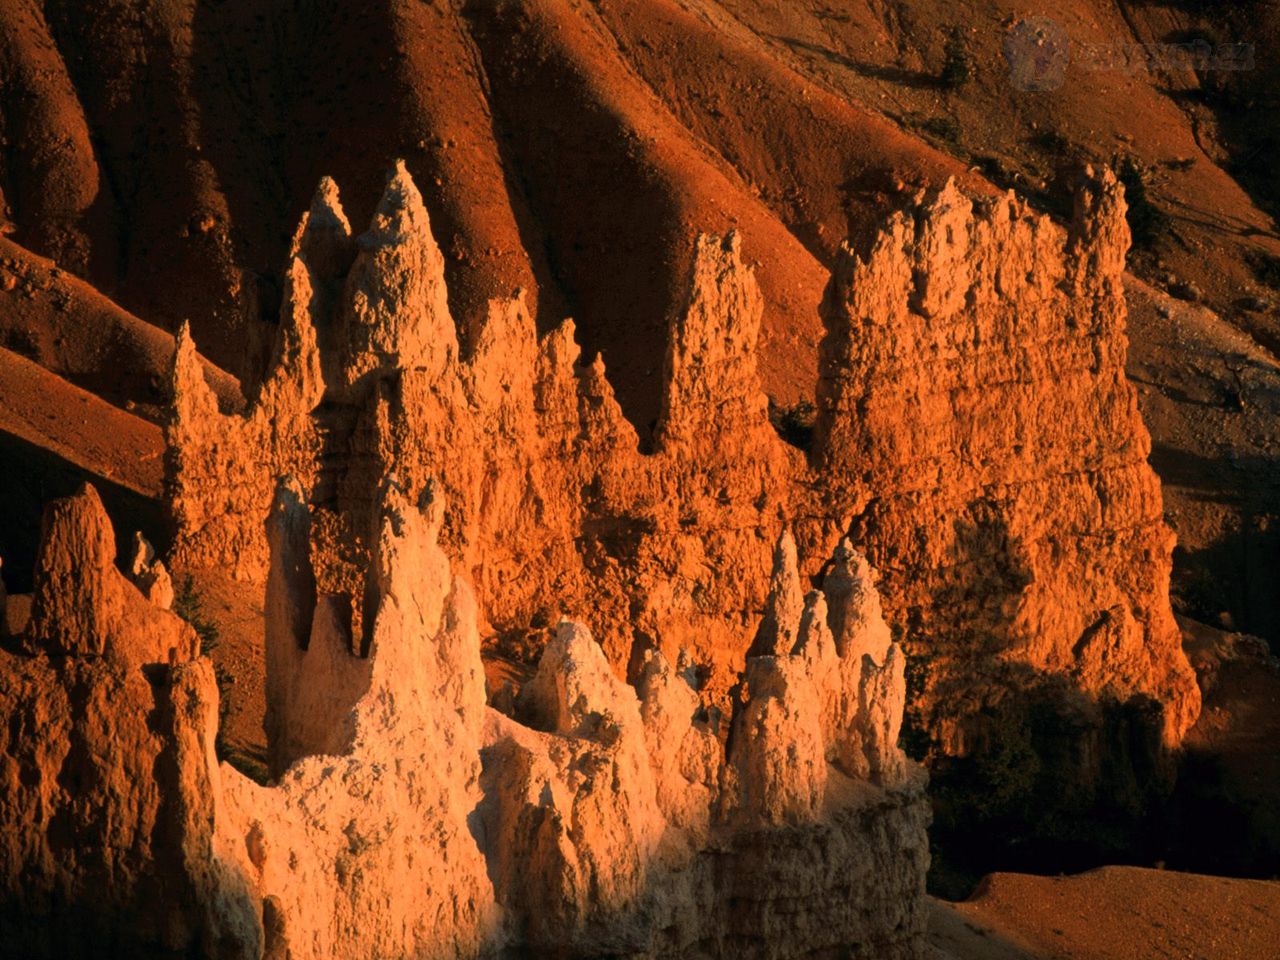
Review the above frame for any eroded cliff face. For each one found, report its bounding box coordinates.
[814,171,1199,762]
[0,160,1201,950]
[0,486,227,956]
[165,163,1198,774]
[167,162,801,712]
[0,482,927,959]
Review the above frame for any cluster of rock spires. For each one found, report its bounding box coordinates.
[167,159,1197,754]
[0,161,1201,957]
[0,480,924,958]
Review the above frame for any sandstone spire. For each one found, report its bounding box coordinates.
[257,256,325,412]
[1068,164,1130,299]
[341,159,458,389]
[27,482,116,656]
[575,350,636,448]
[127,532,174,610]
[656,232,771,449]
[27,484,195,663]
[858,642,907,785]
[736,535,909,789]
[751,527,805,657]
[635,646,721,840]
[0,487,233,953]
[289,174,353,269]
[361,476,480,730]
[169,320,220,434]
[727,653,828,826]
[166,280,323,580]
[487,619,663,945]
[822,538,892,664]
[290,177,357,388]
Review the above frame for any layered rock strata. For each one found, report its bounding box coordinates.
[165,162,1198,764]
[167,163,799,708]
[0,482,927,959]
[814,171,1199,754]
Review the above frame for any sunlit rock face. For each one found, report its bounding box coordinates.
[167,162,801,714]
[814,169,1199,762]
[0,481,928,959]
[0,161,1193,957]
[0,485,222,956]
[165,163,1198,779]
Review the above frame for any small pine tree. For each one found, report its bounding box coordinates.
[174,574,219,654]
[941,29,974,88]
[1116,155,1170,249]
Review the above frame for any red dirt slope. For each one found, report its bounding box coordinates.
[0,346,166,592]
[0,0,995,434]
[0,237,242,420]
[929,866,1280,960]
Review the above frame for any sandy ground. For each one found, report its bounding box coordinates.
[929,866,1280,960]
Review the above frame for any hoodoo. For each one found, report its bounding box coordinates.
[0,162,1201,958]
[0,479,929,958]
[167,163,1198,777]
[815,171,1199,770]
[6,2,1280,954]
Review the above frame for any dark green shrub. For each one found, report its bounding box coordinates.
[768,398,816,450]
[934,698,1042,829]
[941,29,974,88]
[1116,155,1170,248]
[899,634,935,763]
[174,574,220,654]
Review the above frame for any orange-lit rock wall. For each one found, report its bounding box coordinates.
[166,163,1198,763]
[0,482,926,959]
[814,171,1198,755]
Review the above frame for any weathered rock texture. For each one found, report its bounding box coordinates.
[0,159,1200,953]
[166,163,1198,772]
[167,165,800,713]
[0,485,221,956]
[0,482,928,959]
[129,532,175,610]
[814,171,1199,759]
[165,237,324,579]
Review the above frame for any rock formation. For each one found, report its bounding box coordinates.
[0,485,218,956]
[0,481,928,959]
[729,533,909,826]
[129,532,174,610]
[25,484,195,663]
[165,246,324,579]
[165,162,1199,779]
[814,170,1199,760]
[166,163,800,708]
[0,165,1201,952]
